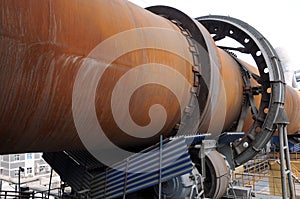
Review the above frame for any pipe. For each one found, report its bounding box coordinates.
[0,0,300,156]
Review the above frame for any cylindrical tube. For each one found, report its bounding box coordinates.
[0,0,196,153]
[0,0,300,155]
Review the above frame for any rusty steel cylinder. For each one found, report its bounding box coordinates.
[0,0,194,153]
[285,86,300,134]
[0,0,299,155]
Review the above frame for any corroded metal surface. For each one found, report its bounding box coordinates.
[0,0,194,153]
[0,0,300,156]
[0,0,244,154]
[279,85,300,135]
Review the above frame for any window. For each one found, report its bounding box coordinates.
[26,153,32,160]
[34,153,41,159]
[13,155,20,161]
[39,165,46,172]
[27,167,32,174]
[14,170,19,177]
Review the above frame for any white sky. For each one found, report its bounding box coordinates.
[129,0,300,72]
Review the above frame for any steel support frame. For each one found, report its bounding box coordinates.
[197,15,286,166]
[197,15,292,199]
[278,124,295,199]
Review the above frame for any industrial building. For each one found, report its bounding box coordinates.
[0,153,50,178]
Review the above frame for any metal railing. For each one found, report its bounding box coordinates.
[234,172,298,197]
[0,187,61,199]
[233,151,300,197]
[269,151,300,161]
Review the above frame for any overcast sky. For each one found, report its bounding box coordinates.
[129,0,299,72]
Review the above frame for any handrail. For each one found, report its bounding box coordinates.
[0,187,62,199]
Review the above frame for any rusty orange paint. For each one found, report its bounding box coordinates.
[0,0,300,155]
[0,0,195,154]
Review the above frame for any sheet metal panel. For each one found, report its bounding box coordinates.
[96,137,193,198]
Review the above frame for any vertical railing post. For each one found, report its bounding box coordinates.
[123,158,129,199]
[158,135,163,199]
[48,168,53,199]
